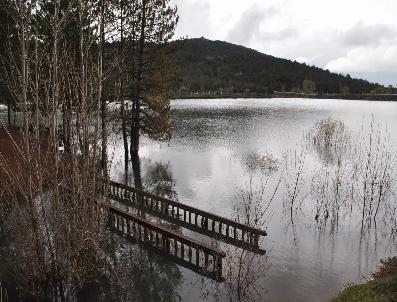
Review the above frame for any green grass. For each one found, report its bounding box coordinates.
[332,258,397,302]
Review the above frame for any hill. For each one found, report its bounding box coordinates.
[172,38,379,98]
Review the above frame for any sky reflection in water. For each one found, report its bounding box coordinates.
[109,98,397,302]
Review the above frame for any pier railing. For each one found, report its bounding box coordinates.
[101,179,267,248]
[103,202,226,281]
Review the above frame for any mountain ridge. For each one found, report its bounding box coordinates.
[172,38,380,98]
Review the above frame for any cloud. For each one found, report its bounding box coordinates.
[339,22,397,47]
[325,22,397,74]
[172,0,212,39]
[226,5,277,45]
[326,44,397,73]
[259,27,297,42]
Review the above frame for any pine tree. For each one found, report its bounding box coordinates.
[126,0,179,156]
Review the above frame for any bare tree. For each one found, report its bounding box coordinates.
[0,1,114,300]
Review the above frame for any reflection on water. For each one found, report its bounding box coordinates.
[3,99,395,301]
[77,156,184,302]
[76,230,183,302]
[144,160,178,200]
[109,231,183,302]
[108,98,397,302]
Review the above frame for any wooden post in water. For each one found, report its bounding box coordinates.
[217,256,223,280]
[196,249,200,266]
[181,244,185,260]
[166,238,171,253]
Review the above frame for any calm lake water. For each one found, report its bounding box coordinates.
[108,98,397,302]
[2,98,395,301]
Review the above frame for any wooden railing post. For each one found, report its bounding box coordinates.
[196,249,200,266]
[217,256,222,279]
[174,239,178,256]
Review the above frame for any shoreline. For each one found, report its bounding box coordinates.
[174,93,397,102]
[332,257,397,301]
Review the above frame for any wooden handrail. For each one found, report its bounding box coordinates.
[103,201,226,258]
[106,179,267,236]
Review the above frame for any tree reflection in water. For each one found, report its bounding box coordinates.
[90,231,183,302]
[77,156,183,301]
[130,152,177,200]
[108,155,182,301]
[144,160,178,201]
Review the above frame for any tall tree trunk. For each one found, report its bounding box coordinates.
[130,0,146,158]
[17,0,43,271]
[51,0,60,187]
[100,0,108,177]
[119,0,129,179]
[131,151,143,190]
[79,0,88,157]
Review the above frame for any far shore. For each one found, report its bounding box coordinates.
[174,92,397,102]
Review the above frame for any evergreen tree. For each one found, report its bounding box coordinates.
[126,0,179,156]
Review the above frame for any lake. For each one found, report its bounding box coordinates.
[106,98,397,301]
[1,98,396,301]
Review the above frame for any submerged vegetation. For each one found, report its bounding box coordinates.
[310,117,349,150]
[284,116,397,235]
[245,152,279,175]
[203,169,280,302]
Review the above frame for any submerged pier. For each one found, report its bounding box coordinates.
[104,202,226,281]
[104,180,266,245]
[97,178,268,281]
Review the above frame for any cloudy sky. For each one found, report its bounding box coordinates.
[171,0,397,86]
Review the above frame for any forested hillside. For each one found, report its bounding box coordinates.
[173,38,379,97]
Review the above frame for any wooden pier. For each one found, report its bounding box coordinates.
[101,180,267,247]
[103,202,226,281]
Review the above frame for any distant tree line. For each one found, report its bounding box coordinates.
[172,38,382,97]
[371,85,397,94]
